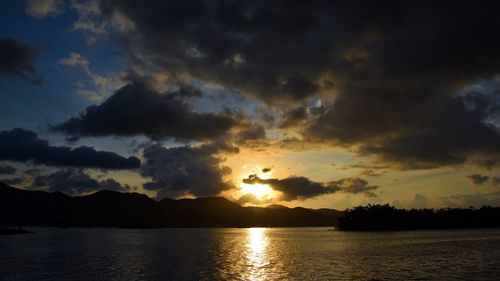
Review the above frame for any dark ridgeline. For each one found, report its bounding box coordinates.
[0,182,341,228]
[6,182,500,230]
[0,227,32,235]
[338,204,500,231]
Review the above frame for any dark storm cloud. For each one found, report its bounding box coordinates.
[140,142,237,199]
[0,37,39,82]
[99,0,338,103]
[467,174,490,186]
[492,177,500,187]
[92,0,500,168]
[0,128,140,169]
[242,174,378,201]
[243,174,334,201]
[32,168,132,195]
[309,91,500,168]
[54,81,238,141]
[235,123,266,144]
[0,164,16,175]
[329,177,379,197]
[96,1,500,100]
[279,106,308,129]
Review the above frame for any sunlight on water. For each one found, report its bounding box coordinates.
[246,228,269,281]
[2,228,500,280]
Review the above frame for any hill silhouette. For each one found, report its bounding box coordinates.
[0,183,341,228]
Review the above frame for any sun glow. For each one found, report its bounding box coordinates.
[236,164,279,202]
[240,183,274,199]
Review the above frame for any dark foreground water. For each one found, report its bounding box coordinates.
[1,227,500,280]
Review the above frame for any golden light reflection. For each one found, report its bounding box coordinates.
[246,228,269,281]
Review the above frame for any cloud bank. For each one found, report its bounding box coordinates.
[0,37,39,82]
[0,128,140,170]
[86,0,500,169]
[242,174,378,201]
[54,81,239,141]
[140,142,237,199]
[32,168,132,195]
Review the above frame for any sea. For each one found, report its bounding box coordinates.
[1,227,499,280]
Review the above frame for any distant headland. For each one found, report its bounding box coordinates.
[0,182,340,228]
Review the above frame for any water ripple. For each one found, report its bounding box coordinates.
[1,228,500,280]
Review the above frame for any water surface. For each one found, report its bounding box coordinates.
[1,227,499,280]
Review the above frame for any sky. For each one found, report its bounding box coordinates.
[1,0,500,210]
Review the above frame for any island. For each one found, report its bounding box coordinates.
[337,204,500,231]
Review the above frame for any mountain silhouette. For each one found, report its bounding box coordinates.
[0,183,341,228]
[266,204,289,209]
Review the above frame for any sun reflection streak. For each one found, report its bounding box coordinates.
[246,228,269,281]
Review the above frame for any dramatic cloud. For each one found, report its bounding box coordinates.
[279,106,308,129]
[329,177,379,198]
[32,168,132,195]
[140,142,237,199]
[0,37,39,82]
[97,0,338,103]
[95,1,500,98]
[467,174,490,186]
[242,174,378,201]
[54,81,238,141]
[26,0,63,18]
[308,92,500,168]
[0,128,140,169]
[243,174,335,201]
[86,0,500,169]
[235,123,266,144]
[0,164,16,175]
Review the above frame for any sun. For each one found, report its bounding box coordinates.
[236,164,279,202]
[240,183,274,200]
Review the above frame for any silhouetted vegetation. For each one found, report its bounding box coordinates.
[0,227,33,235]
[338,204,500,231]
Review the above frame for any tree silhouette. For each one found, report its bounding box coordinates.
[338,204,500,230]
